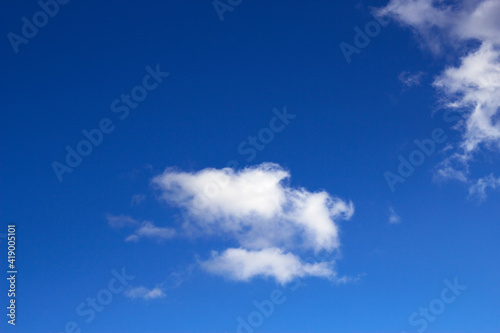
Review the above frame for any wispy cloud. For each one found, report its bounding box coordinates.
[125,286,166,300]
[399,71,425,87]
[433,165,468,183]
[378,0,500,191]
[151,162,354,284]
[468,173,500,200]
[131,194,146,206]
[388,205,401,224]
[106,214,139,228]
[125,221,176,242]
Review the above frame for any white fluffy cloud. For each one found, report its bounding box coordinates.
[125,286,165,300]
[377,0,500,50]
[379,0,500,184]
[201,248,334,284]
[455,0,500,45]
[434,42,500,153]
[152,163,354,284]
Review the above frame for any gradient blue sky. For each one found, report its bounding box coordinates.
[1,1,500,332]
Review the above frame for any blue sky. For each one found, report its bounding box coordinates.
[1,0,500,332]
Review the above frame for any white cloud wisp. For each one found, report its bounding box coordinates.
[378,0,500,188]
[125,286,166,300]
[125,221,176,242]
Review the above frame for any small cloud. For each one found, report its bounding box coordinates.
[441,143,454,153]
[433,166,468,183]
[107,214,139,228]
[124,234,140,242]
[125,286,165,300]
[388,205,401,224]
[131,194,146,206]
[125,221,176,242]
[399,71,425,87]
[200,247,335,285]
[469,174,500,201]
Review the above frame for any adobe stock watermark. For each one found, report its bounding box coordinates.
[54,267,135,333]
[237,107,296,162]
[213,0,243,22]
[384,109,460,192]
[339,11,390,64]
[179,106,296,223]
[236,287,290,333]
[51,64,169,183]
[401,278,467,333]
[7,0,71,54]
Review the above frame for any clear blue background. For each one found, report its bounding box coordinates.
[1,0,499,332]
